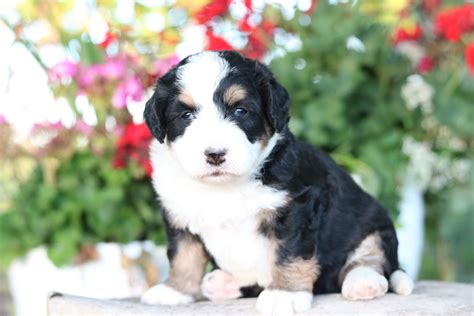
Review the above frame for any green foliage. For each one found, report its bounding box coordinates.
[271,2,414,213]
[0,150,164,268]
[421,167,474,282]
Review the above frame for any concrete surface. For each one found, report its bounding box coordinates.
[47,281,473,315]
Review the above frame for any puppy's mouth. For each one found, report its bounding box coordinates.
[199,169,238,181]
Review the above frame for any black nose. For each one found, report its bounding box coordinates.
[205,148,227,166]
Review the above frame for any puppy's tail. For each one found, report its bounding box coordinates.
[389,270,414,295]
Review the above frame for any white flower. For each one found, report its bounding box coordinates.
[403,137,436,190]
[451,159,470,183]
[401,74,434,114]
[346,35,365,53]
[395,41,425,65]
[402,136,471,192]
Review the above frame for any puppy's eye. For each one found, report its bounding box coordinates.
[232,107,247,117]
[181,111,195,120]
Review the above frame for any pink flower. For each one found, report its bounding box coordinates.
[152,55,179,76]
[145,55,179,88]
[112,76,144,109]
[74,119,93,136]
[30,121,64,134]
[417,57,435,74]
[78,65,102,88]
[0,114,6,125]
[78,56,128,89]
[99,56,126,80]
[48,60,78,81]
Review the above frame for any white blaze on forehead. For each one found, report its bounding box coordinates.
[177,52,230,109]
[166,51,278,184]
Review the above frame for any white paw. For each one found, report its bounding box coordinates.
[342,266,388,301]
[201,269,241,302]
[389,270,414,295]
[141,283,194,305]
[256,289,313,316]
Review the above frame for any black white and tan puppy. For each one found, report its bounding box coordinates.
[141,50,413,314]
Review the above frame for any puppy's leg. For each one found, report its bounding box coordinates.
[339,233,388,301]
[256,256,319,316]
[141,233,208,305]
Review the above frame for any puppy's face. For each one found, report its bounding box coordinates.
[145,51,289,183]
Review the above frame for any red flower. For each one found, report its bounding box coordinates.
[307,0,318,15]
[244,0,252,11]
[260,20,276,35]
[240,22,275,60]
[239,16,253,32]
[393,25,423,44]
[241,29,267,60]
[205,28,234,51]
[195,0,232,25]
[422,0,441,13]
[98,31,118,49]
[465,43,474,77]
[417,56,435,74]
[435,4,474,42]
[113,123,153,177]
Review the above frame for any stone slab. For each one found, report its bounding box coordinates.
[47,281,474,315]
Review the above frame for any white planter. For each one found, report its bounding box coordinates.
[7,241,168,316]
[396,178,425,280]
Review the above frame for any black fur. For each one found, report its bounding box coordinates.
[259,136,399,293]
[144,56,193,143]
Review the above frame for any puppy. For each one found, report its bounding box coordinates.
[141,51,413,314]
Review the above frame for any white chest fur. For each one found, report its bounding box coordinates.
[150,141,287,287]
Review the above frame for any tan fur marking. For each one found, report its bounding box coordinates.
[271,256,320,292]
[178,90,198,108]
[259,123,273,149]
[166,237,208,296]
[223,84,247,106]
[338,232,385,285]
[266,238,319,292]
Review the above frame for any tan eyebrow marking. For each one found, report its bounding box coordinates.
[223,84,247,106]
[178,90,198,109]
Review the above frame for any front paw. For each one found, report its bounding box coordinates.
[256,289,313,316]
[201,269,241,301]
[141,283,194,305]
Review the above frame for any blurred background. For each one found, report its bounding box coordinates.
[0,0,472,315]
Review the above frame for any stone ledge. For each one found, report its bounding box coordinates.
[47,281,473,315]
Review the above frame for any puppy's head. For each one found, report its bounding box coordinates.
[144,51,289,183]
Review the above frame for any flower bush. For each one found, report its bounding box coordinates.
[0,0,472,281]
[0,0,288,268]
[0,148,164,267]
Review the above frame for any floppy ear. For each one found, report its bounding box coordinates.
[144,90,166,143]
[144,63,183,143]
[255,62,290,133]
